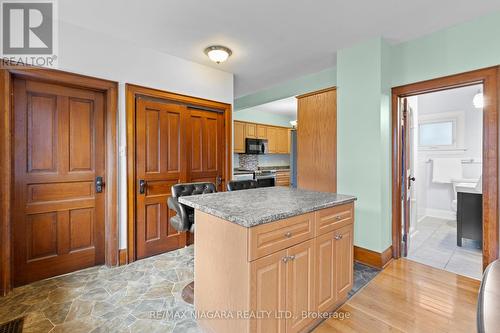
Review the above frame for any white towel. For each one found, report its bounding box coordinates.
[432,158,463,184]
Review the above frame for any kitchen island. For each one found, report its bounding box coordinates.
[179,187,356,333]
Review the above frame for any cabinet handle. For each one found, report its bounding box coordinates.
[282,256,289,263]
[288,255,296,261]
[335,215,342,221]
[284,232,292,238]
[334,234,343,240]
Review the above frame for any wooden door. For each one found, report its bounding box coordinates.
[401,98,412,257]
[286,239,315,333]
[234,121,245,153]
[250,249,287,333]
[245,123,257,138]
[315,232,338,312]
[334,224,353,298]
[135,98,188,259]
[267,127,277,153]
[188,109,225,191]
[257,125,267,139]
[13,78,105,286]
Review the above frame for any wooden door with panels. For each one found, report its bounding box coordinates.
[12,78,106,286]
[135,98,188,259]
[188,109,225,191]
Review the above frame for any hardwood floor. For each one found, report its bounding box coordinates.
[313,259,481,333]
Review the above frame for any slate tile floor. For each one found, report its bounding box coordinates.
[0,246,378,333]
[407,216,482,279]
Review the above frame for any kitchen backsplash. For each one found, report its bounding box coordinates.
[235,153,290,170]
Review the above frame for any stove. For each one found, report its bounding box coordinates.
[254,170,276,187]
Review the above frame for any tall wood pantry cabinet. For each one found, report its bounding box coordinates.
[296,87,337,192]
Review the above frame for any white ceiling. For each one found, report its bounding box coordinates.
[59,1,500,97]
[240,97,297,118]
[418,84,483,114]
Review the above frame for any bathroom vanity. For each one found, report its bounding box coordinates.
[179,187,356,333]
[457,186,483,247]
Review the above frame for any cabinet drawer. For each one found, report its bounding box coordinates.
[249,213,315,261]
[315,203,353,236]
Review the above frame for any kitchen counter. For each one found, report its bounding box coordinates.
[179,186,356,227]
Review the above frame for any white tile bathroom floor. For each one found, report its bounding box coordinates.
[406,216,483,280]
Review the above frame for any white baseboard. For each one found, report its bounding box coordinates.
[421,208,456,221]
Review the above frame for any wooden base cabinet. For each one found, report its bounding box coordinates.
[195,202,354,333]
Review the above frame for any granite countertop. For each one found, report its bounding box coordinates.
[179,187,356,228]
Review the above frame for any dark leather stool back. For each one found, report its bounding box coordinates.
[167,182,216,234]
[172,182,217,198]
[227,180,258,191]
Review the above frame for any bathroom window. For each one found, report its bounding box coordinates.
[418,111,464,150]
[419,121,454,147]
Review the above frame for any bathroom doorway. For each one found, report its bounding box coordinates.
[391,67,499,278]
[405,85,483,278]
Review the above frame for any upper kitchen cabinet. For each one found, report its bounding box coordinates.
[276,128,289,154]
[267,126,278,153]
[245,123,257,138]
[233,120,291,154]
[297,87,337,192]
[257,125,267,139]
[234,121,246,153]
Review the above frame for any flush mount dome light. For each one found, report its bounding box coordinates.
[204,45,232,64]
[473,90,484,109]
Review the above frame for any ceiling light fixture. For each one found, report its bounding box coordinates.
[473,90,484,109]
[204,45,232,64]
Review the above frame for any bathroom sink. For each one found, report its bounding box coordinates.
[453,178,482,194]
[455,183,481,194]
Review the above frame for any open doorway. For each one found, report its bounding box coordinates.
[404,85,484,279]
[392,67,499,278]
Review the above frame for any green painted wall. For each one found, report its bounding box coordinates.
[234,67,336,111]
[392,10,500,87]
[337,38,392,252]
[234,109,294,127]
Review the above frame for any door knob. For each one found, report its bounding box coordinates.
[95,176,104,193]
[139,179,146,194]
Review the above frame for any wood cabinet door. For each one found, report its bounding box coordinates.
[188,109,225,191]
[277,128,289,154]
[334,224,354,298]
[251,250,287,333]
[315,232,338,313]
[286,239,316,333]
[135,98,188,259]
[257,125,267,139]
[13,78,106,286]
[245,123,257,138]
[234,121,245,153]
[267,127,277,153]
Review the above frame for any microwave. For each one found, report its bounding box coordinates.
[245,138,268,154]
